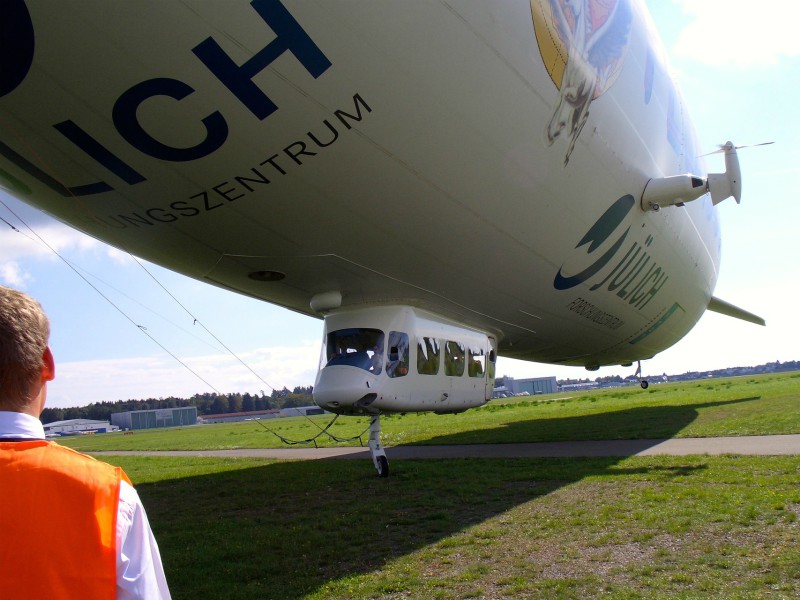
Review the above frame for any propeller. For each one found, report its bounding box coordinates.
[700,141,774,157]
[704,141,773,204]
[643,141,774,212]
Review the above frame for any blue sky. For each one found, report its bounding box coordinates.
[2,0,799,408]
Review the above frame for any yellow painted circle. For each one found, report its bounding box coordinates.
[531,0,568,90]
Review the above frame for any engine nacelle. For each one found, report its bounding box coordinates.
[640,141,745,212]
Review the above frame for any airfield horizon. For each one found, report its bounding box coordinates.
[59,372,800,598]
[61,372,800,453]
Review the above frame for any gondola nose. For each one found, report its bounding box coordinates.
[313,366,380,414]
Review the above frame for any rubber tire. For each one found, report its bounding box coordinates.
[376,455,389,478]
[640,380,649,389]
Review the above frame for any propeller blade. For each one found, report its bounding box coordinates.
[735,141,774,150]
[699,141,774,157]
[699,147,725,157]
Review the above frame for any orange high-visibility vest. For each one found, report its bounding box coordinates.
[0,440,131,600]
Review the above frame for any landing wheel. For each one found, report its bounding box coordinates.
[376,455,389,478]
[368,414,390,478]
[634,360,649,390]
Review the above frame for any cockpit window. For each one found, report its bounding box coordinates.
[386,331,410,378]
[417,337,440,375]
[445,340,465,377]
[326,328,384,374]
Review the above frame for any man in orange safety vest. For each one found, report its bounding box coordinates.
[0,285,171,599]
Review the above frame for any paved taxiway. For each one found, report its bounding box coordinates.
[91,434,800,460]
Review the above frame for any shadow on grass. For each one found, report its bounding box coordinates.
[137,397,756,599]
[415,396,762,446]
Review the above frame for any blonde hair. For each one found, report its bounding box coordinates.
[0,286,50,411]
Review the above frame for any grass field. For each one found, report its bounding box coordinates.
[63,372,800,453]
[69,373,800,598]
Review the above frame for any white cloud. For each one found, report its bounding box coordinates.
[105,246,136,265]
[0,216,99,262]
[47,341,322,408]
[0,221,100,288]
[0,192,109,288]
[673,0,800,67]
[0,262,31,288]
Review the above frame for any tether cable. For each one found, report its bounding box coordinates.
[250,414,373,448]
[0,198,224,394]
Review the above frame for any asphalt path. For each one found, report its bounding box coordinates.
[91,434,800,460]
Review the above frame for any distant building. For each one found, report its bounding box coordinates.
[200,409,280,424]
[494,376,558,397]
[200,406,325,424]
[44,419,119,436]
[559,381,598,392]
[281,406,325,418]
[111,407,198,431]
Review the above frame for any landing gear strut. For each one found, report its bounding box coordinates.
[368,414,389,477]
[635,360,649,389]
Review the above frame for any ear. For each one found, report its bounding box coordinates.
[42,346,55,382]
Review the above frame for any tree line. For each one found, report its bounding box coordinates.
[41,386,314,424]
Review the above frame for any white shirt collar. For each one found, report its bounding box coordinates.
[0,411,45,439]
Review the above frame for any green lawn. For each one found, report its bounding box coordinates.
[62,372,800,453]
[113,454,800,599]
[64,371,800,598]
